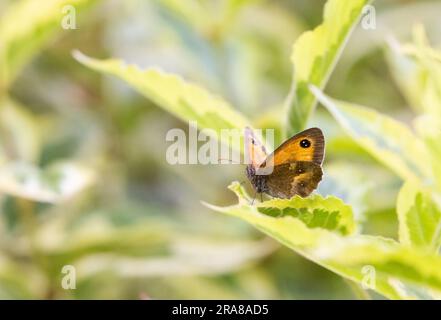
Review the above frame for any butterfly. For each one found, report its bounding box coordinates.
[244,127,325,199]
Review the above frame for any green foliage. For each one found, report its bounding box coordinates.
[0,0,98,203]
[247,187,354,236]
[285,0,370,135]
[74,0,441,299]
[0,98,41,162]
[311,87,431,184]
[74,51,251,151]
[2,0,441,300]
[205,182,441,299]
[397,181,441,252]
[387,25,441,190]
[0,0,97,91]
[205,181,356,240]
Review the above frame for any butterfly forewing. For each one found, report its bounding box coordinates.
[263,127,325,167]
[244,127,268,169]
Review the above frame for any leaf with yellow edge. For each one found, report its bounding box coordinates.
[74,51,251,153]
[285,0,371,135]
[204,182,441,299]
[311,86,431,184]
[396,25,441,192]
[397,181,441,252]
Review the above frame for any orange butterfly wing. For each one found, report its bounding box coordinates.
[263,127,325,167]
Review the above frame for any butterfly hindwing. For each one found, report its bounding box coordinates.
[265,161,323,198]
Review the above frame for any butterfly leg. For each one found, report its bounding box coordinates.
[250,191,257,205]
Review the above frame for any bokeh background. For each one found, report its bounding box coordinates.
[0,0,440,299]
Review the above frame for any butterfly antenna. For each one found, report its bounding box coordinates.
[260,193,263,202]
[218,158,241,164]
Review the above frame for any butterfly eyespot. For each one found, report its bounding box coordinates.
[300,139,311,148]
[297,168,304,174]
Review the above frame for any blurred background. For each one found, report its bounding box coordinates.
[0,0,440,299]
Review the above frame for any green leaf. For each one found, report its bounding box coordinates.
[0,161,95,203]
[0,0,98,91]
[395,25,441,192]
[256,196,355,236]
[397,181,441,252]
[74,51,251,152]
[203,181,356,247]
[322,161,397,222]
[205,182,441,299]
[386,38,426,115]
[311,87,431,183]
[321,236,441,300]
[387,25,441,122]
[424,132,441,193]
[285,0,370,135]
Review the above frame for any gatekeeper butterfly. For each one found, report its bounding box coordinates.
[245,127,324,199]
